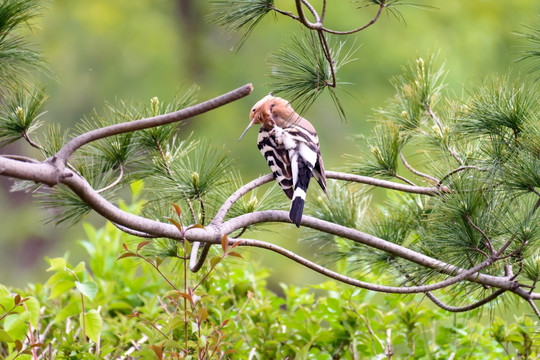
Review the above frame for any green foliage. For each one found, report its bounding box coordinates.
[0,86,47,147]
[0,217,539,358]
[0,0,43,87]
[209,0,274,48]
[330,52,540,308]
[517,18,540,75]
[268,32,357,119]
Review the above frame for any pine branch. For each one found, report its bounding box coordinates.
[52,83,254,169]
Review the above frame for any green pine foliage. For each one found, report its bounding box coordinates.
[323,51,540,311]
[267,32,357,119]
[0,0,43,88]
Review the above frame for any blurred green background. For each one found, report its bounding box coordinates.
[1,0,540,287]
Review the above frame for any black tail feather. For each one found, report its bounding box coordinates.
[289,197,305,227]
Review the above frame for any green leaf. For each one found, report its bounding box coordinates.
[45,270,71,287]
[0,329,14,342]
[210,256,222,268]
[130,179,145,199]
[24,297,40,327]
[54,302,82,324]
[48,280,75,299]
[75,281,98,301]
[46,257,66,272]
[4,312,30,341]
[165,315,185,333]
[81,309,102,343]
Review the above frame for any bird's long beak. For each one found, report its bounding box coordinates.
[238,119,255,141]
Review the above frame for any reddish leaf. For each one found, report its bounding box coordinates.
[227,251,243,259]
[150,344,163,360]
[198,306,209,323]
[221,234,229,253]
[166,217,183,233]
[122,243,129,251]
[231,240,242,248]
[137,240,151,252]
[128,311,140,318]
[221,319,230,327]
[187,223,205,231]
[177,292,193,305]
[172,202,182,219]
[117,253,137,260]
[15,340,22,352]
[13,294,21,306]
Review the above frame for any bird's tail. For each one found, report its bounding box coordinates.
[289,161,313,227]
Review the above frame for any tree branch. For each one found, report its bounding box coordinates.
[326,171,444,195]
[51,83,253,169]
[399,153,440,184]
[425,289,506,312]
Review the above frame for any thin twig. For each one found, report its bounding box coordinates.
[22,131,45,152]
[394,173,417,187]
[112,223,157,238]
[96,165,124,193]
[425,104,443,131]
[320,2,386,35]
[400,153,440,184]
[437,165,489,187]
[301,0,320,23]
[528,299,540,318]
[466,214,495,256]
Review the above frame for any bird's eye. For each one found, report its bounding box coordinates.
[252,108,255,112]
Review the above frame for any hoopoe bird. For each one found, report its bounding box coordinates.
[239,94,327,227]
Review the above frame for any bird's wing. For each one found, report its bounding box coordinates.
[286,125,327,193]
[257,128,294,199]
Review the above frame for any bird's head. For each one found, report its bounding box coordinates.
[239,94,297,141]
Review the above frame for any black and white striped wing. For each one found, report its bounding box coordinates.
[257,128,294,199]
[285,125,321,226]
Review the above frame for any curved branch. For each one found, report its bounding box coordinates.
[52,83,253,167]
[221,210,528,296]
[326,171,444,195]
[212,173,274,225]
[301,0,320,23]
[189,242,212,272]
[425,289,506,312]
[293,0,385,35]
[96,165,124,193]
[437,165,489,187]
[233,236,498,294]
